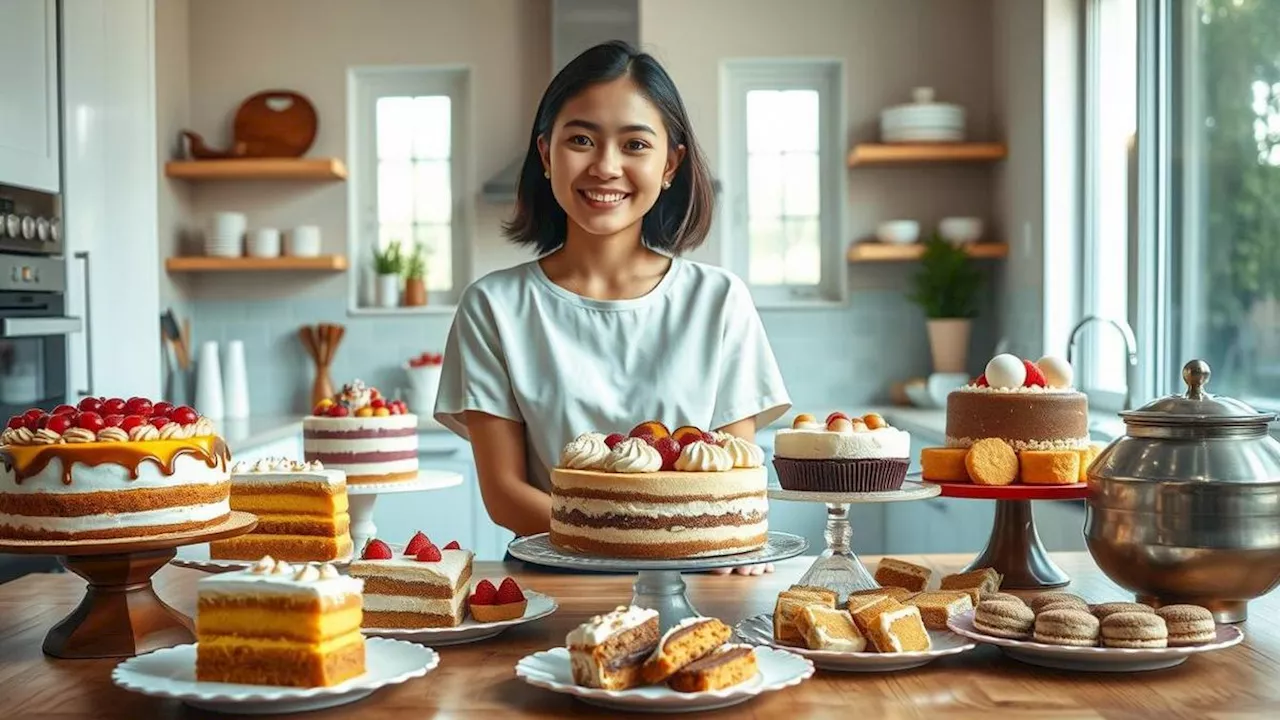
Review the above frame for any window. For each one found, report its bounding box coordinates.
[722,61,844,304]
[349,67,468,310]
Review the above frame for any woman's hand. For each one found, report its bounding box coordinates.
[708,563,774,576]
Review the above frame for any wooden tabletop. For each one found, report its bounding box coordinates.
[0,553,1275,719]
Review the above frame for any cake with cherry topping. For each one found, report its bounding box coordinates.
[0,397,230,540]
[550,422,768,559]
[302,380,418,485]
[773,411,911,492]
[347,531,473,628]
[469,577,528,623]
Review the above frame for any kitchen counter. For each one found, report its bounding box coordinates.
[0,553,1273,718]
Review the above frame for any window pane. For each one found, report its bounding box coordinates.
[782,152,820,217]
[747,217,784,285]
[746,90,785,154]
[747,153,782,219]
[780,90,820,153]
[783,218,821,285]
[414,225,452,292]
[378,160,413,226]
[376,97,414,160]
[413,160,452,224]
[412,96,451,160]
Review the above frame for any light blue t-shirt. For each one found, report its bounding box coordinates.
[433,257,791,493]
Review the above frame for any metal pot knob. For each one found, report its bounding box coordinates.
[1183,359,1211,399]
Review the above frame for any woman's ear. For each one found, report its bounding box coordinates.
[537,135,551,176]
[664,143,687,185]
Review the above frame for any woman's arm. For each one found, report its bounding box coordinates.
[465,410,552,537]
[716,417,756,442]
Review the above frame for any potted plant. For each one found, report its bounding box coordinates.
[372,240,403,308]
[907,235,984,373]
[403,243,428,307]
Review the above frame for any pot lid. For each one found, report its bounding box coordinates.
[1121,360,1276,427]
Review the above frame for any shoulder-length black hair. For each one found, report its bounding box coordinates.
[503,40,715,255]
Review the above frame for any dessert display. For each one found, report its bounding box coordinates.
[907,592,974,630]
[549,422,768,558]
[666,644,759,692]
[469,577,528,623]
[773,412,910,492]
[640,616,733,683]
[874,558,933,592]
[0,397,230,540]
[195,556,365,687]
[774,585,936,654]
[348,531,473,628]
[567,606,660,690]
[965,591,1221,649]
[303,380,418,485]
[208,458,352,562]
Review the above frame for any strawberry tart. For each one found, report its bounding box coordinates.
[550,422,768,559]
[0,397,230,540]
[469,577,528,623]
[303,380,418,485]
[772,412,911,492]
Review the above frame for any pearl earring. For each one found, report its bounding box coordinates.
[662,180,671,189]
[544,170,551,179]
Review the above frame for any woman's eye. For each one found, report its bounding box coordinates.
[625,139,651,152]
[568,135,593,147]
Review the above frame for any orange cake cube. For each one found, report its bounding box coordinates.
[1077,443,1103,482]
[773,590,835,646]
[908,592,975,630]
[921,447,971,482]
[874,558,932,592]
[940,568,1003,596]
[796,605,866,652]
[847,586,917,603]
[868,605,932,652]
[965,438,1019,486]
[1020,450,1081,485]
[848,596,903,638]
[788,584,838,605]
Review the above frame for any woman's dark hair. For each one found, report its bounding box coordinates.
[503,40,715,255]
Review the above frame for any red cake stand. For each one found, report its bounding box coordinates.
[0,511,256,659]
[924,479,1088,589]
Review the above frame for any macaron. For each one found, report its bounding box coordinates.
[1101,611,1168,649]
[984,592,1026,606]
[974,600,1035,639]
[1030,592,1088,614]
[1091,602,1154,621]
[1157,605,1216,646]
[1039,601,1088,615]
[1033,608,1100,647]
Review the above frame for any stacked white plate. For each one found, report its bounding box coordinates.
[206,212,245,257]
[880,87,965,143]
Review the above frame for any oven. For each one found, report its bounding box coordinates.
[0,254,80,420]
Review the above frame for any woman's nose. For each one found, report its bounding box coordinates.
[589,146,622,180]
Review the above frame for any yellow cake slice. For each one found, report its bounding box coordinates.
[773,589,835,646]
[209,458,352,562]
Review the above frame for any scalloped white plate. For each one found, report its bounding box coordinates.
[514,645,812,713]
[362,591,557,645]
[111,638,436,714]
[948,611,1244,672]
[735,614,975,672]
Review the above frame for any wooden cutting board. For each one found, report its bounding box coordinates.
[232,90,318,157]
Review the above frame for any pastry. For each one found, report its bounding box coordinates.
[920,447,971,482]
[866,605,931,652]
[772,412,911,492]
[567,606,660,689]
[1029,592,1089,614]
[939,568,1003,596]
[303,380,418,484]
[209,458,352,562]
[1019,450,1081,485]
[984,592,1026,606]
[849,595,902,637]
[907,592,974,630]
[1039,601,1088,614]
[347,533,473,628]
[1100,612,1168,649]
[1157,605,1216,646]
[847,586,916,603]
[944,354,1089,452]
[874,558,932,592]
[1033,608,1100,646]
[796,605,866,652]
[1091,602,1155,621]
[469,577,527,623]
[1076,444,1103,482]
[788,584,838,605]
[641,616,732,684]
[774,589,835,646]
[667,644,758,692]
[965,438,1019,486]
[973,600,1035,639]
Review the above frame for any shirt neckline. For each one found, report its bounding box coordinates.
[529,255,682,311]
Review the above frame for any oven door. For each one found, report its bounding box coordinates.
[0,292,78,419]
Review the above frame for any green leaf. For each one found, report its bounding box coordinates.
[906,235,985,318]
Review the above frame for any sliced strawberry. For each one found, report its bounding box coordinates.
[442,540,461,550]
[975,374,989,387]
[604,432,627,450]
[46,414,73,435]
[361,538,393,560]
[1022,359,1047,388]
[655,436,682,471]
[496,577,525,604]
[415,543,442,562]
[471,579,498,605]
[404,531,431,555]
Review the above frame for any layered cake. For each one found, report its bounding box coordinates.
[641,617,733,684]
[567,605,660,690]
[0,398,230,540]
[209,458,352,562]
[195,556,365,687]
[303,380,418,485]
[666,644,759,692]
[347,532,473,628]
[773,412,910,492]
[550,422,768,559]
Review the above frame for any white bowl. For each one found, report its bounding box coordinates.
[876,220,920,244]
[939,217,984,245]
[927,372,970,405]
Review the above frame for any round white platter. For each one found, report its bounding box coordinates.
[363,590,557,645]
[735,613,975,672]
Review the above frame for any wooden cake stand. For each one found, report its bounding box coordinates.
[0,511,256,659]
[925,479,1088,589]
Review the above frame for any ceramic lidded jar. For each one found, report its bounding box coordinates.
[1084,359,1280,623]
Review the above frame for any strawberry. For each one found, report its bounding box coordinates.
[46,414,73,435]
[328,404,350,417]
[404,531,431,555]
[124,397,153,417]
[170,405,199,425]
[975,374,989,387]
[633,432,657,447]
[102,414,125,428]
[471,579,498,605]
[150,416,171,429]
[361,538,393,560]
[496,577,525,604]
[604,432,627,450]
[826,412,849,425]
[370,397,386,410]
[77,397,103,413]
[415,543,442,562]
[101,398,127,416]
[655,436,682,471]
[152,402,175,418]
[75,411,104,432]
[701,431,719,445]
[5,415,23,430]
[50,404,77,416]
[443,540,461,550]
[120,415,146,433]
[1022,359,1047,388]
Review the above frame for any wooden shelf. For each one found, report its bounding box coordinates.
[164,157,347,181]
[165,255,348,272]
[847,143,1007,167]
[847,242,1009,262]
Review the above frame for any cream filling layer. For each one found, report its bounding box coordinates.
[551,519,768,545]
[302,436,419,454]
[363,593,465,616]
[0,499,228,532]
[0,453,228,493]
[945,435,1090,451]
[302,414,418,431]
[552,495,768,519]
[308,458,419,476]
[550,467,766,496]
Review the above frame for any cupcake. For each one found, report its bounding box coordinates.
[772,412,910,492]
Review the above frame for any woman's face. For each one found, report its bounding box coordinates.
[538,77,685,240]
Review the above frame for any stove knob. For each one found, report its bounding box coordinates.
[36,217,50,242]
[4,214,18,238]
[20,216,36,240]
[49,219,60,243]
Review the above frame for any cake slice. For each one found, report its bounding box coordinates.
[773,589,835,646]
[195,556,364,687]
[667,644,758,692]
[640,616,732,684]
[847,586,917,603]
[209,458,352,562]
[347,533,473,628]
[939,567,1002,601]
[796,605,866,652]
[787,584,838,605]
[568,606,660,690]
[848,595,902,638]
[874,558,932,592]
[907,591,974,630]
[868,605,932,652]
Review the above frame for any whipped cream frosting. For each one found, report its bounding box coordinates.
[567,605,658,647]
[674,441,733,472]
[604,438,662,473]
[232,457,325,473]
[722,437,764,468]
[199,555,360,599]
[775,426,911,460]
[560,432,611,470]
[955,384,1080,395]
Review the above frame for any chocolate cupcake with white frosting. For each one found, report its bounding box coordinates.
[772,412,910,492]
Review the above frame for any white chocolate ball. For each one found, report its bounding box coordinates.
[985,353,1027,389]
[1036,355,1074,388]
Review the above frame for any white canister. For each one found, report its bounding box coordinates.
[287,225,322,257]
[248,228,281,258]
[222,340,250,419]
[195,341,225,419]
[402,363,443,418]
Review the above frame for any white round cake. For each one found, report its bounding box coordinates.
[303,380,418,485]
[772,412,911,492]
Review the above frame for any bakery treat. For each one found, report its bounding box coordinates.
[940,568,1002,596]
[984,592,1026,606]
[195,556,364,687]
[920,447,970,482]
[1077,444,1102,482]
[945,354,1089,452]
[907,592,974,630]
[1029,592,1089,614]
[0,398,229,540]
[796,605,867,652]
[788,584,838,604]
[1091,601,1154,621]
[567,606,660,690]
[303,380,418,485]
[1157,605,1216,646]
[347,533,473,628]
[667,644,758,692]
[965,438,1019,486]
[1033,608,1100,646]
[1040,601,1089,614]
[866,605,931,652]
[209,458,352,562]
[848,586,917,603]
[848,595,902,636]
[774,588,836,646]
[974,600,1035,639]
[772,411,910,492]
[469,577,527,623]
[1020,450,1081,485]
[550,423,767,559]
[641,616,732,683]
[874,558,932,592]
[1100,612,1168,649]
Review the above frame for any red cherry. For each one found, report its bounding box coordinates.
[77,397,103,413]
[404,531,431,555]
[370,398,386,410]
[361,539,393,560]
[170,405,199,425]
[119,415,146,432]
[975,374,989,387]
[102,414,125,428]
[152,402,174,418]
[654,436,682,471]
[387,404,401,416]
[604,433,627,449]
[328,404,350,417]
[75,411,104,432]
[150,416,171,429]
[35,414,50,430]
[826,412,849,425]
[101,398,127,416]
[415,543,442,562]
[6,415,24,430]
[124,397,153,416]
[22,409,45,431]
[443,540,461,550]
[471,579,498,605]
[51,404,76,416]
[46,414,73,435]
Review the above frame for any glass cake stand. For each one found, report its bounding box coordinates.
[507,532,808,632]
[766,480,941,601]
[346,470,463,553]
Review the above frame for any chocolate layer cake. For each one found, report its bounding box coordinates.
[946,388,1089,451]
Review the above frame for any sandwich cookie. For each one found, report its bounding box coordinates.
[1100,612,1168,649]
[1091,602,1154,621]
[973,600,1034,639]
[1029,592,1088,614]
[1157,605,1216,647]
[1033,608,1100,647]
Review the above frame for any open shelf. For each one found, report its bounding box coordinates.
[165,255,348,273]
[164,157,348,181]
[847,143,1007,167]
[847,242,1009,263]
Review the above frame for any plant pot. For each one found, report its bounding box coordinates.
[926,318,971,374]
[376,273,400,308]
[403,277,427,307]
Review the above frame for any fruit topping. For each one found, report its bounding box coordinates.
[1022,359,1047,388]
[150,416,171,429]
[373,407,390,417]
[792,413,817,428]
[671,426,705,447]
[654,436,682,471]
[120,415,147,433]
[629,421,670,440]
[102,414,125,429]
[984,353,1027,389]
[22,408,44,431]
[604,432,627,450]
[828,417,854,433]
[975,374,989,387]
[370,398,386,410]
[826,412,850,425]
[152,402,175,418]
[327,404,350,417]
[443,540,461,550]
[415,543,443,562]
[5,415,21,430]
[75,411,104,433]
[101,398,127,416]
[850,420,869,432]
[170,405,199,425]
[355,407,373,417]
[863,413,886,430]
[361,539,393,560]
[51,404,76,416]
[404,531,431,555]
[700,431,718,445]
[496,577,525,604]
[472,579,498,605]
[46,414,73,435]
[77,397,103,413]
[125,397,154,416]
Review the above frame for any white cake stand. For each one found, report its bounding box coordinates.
[767,480,940,601]
[507,532,807,632]
[347,470,463,553]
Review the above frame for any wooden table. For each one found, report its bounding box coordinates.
[0,553,1275,718]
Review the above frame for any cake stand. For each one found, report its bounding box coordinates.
[0,511,256,659]
[925,479,1089,589]
[507,532,807,632]
[346,470,463,553]
[766,481,941,600]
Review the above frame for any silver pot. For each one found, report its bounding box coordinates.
[1084,359,1280,623]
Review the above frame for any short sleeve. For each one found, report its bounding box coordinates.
[433,286,523,439]
[709,278,791,431]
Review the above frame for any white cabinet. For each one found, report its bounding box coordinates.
[0,0,60,192]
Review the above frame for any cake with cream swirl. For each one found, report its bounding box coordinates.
[550,421,768,559]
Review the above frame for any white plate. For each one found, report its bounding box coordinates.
[363,591,557,646]
[111,637,437,714]
[948,611,1244,672]
[735,614,975,672]
[515,645,813,713]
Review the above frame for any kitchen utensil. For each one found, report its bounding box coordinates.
[880,87,966,143]
[247,228,281,258]
[195,341,224,419]
[1085,359,1280,623]
[288,225,322,257]
[875,220,920,244]
[223,340,250,419]
[232,90,318,158]
[298,323,346,408]
[939,217,984,245]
